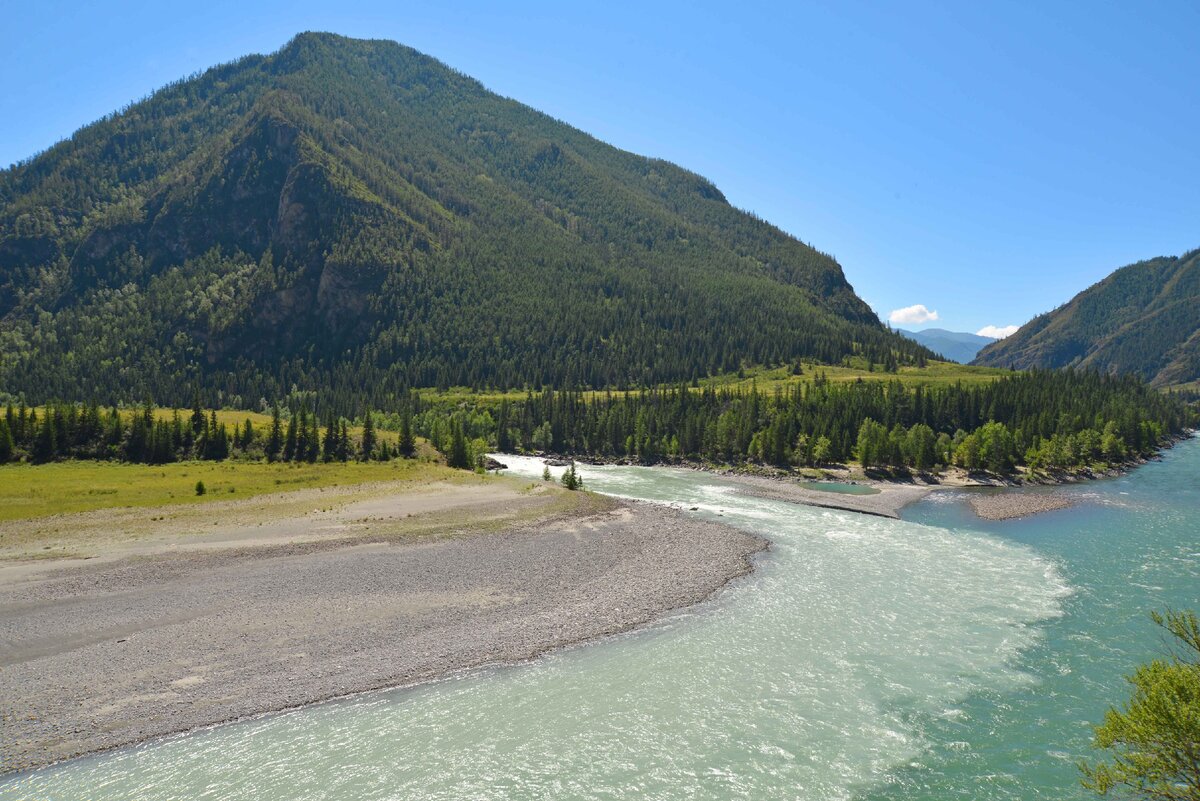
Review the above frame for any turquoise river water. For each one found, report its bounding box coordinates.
[3,438,1197,800]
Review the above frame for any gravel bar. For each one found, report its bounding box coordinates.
[0,502,765,775]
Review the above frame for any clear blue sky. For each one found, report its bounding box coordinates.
[3,0,1198,335]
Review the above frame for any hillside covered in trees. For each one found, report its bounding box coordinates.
[974,249,1200,387]
[0,32,933,407]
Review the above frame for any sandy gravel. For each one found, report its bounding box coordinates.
[714,474,932,518]
[0,490,764,775]
[966,491,1077,520]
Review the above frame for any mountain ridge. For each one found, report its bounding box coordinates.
[973,248,1200,386]
[0,32,930,405]
[897,328,995,363]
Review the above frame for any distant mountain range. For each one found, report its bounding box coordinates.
[897,328,996,363]
[0,32,931,405]
[973,249,1200,387]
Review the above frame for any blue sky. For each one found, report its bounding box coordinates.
[3,1,1198,336]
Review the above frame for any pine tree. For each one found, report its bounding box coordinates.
[283,410,298,462]
[360,408,376,461]
[215,423,230,460]
[295,407,310,460]
[306,414,320,462]
[190,393,205,435]
[561,461,582,490]
[32,413,57,463]
[447,420,469,469]
[151,420,175,463]
[321,414,337,462]
[0,418,13,462]
[171,410,184,451]
[240,418,254,451]
[266,405,283,462]
[495,400,511,453]
[398,410,415,458]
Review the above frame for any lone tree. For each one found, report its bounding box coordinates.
[1080,609,1200,799]
[560,461,583,491]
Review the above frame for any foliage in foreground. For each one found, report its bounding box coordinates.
[1080,610,1200,800]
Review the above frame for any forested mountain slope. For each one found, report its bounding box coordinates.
[0,32,929,406]
[973,249,1200,386]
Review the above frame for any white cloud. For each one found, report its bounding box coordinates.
[888,304,939,325]
[976,324,1019,339]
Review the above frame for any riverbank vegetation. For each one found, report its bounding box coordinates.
[1081,609,1200,800]
[1,369,1193,479]
[408,369,1195,475]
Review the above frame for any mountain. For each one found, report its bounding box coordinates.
[973,249,1200,387]
[0,32,930,406]
[896,328,995,363]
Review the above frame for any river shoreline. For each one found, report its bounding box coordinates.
[0,485,765,777]
[535,433,1194,521]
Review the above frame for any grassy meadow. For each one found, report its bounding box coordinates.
[0,458,460,522]
[412,359,1013,403]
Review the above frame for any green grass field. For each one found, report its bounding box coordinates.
[412,360,1012,403]
[0,459,459,522]
[147,407,401,443]
[694,360,1011,392]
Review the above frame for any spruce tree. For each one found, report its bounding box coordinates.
[447,421,469,469]
[495,400,511,453]
[190,393,205,434]
[295,407,309,460]
[266,406,283,462]
[283,410,298,462]
[321,414,337,462]
[360,409,376,461]
[32,413,57,463]
[0,418,13,462]
[215,423,230,460]
[398,410,415,458]
[171,410,184,452]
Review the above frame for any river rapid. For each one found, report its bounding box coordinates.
[3,439,1197,800]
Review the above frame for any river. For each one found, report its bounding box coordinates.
[3,438,1197,800]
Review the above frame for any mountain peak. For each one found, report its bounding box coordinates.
[0,33,929,403]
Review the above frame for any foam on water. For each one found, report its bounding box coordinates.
[0,455,1078,800]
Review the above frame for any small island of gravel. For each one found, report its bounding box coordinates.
[966,491,1077,521]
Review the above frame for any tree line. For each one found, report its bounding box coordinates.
[0,400,416,465]
[404,369,1195,473]
[2,370,1193,474]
